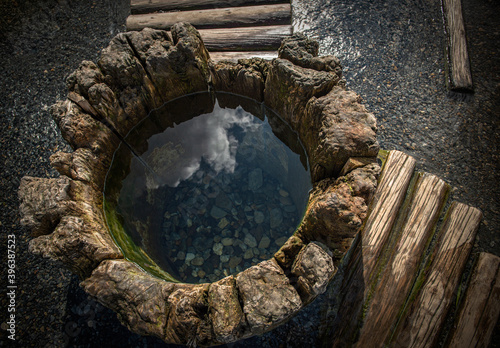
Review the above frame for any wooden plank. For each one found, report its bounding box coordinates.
[446,252,500,348]
[354,173,449,348]
[442,0,473,91]
[198,25,291,51]
[358,151,417,277]
[131,0,289,14]
[126,4,291,31]
[390,202,482,348]
[209,51,278,62]
[328,150,417,347]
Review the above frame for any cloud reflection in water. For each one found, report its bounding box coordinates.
[140,100,262,188]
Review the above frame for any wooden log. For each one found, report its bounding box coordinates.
[446,252,500,348]
[131,0,289,14]
[126,4,291,31]
[328,150,417,347]
[390,202,482,348]
[209,51,278,62]
[357,151,417,278]
[354,173,449,348]
[442,0,473,91]
[198,25,291,51]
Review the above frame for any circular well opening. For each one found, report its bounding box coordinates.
[104,91,312,283]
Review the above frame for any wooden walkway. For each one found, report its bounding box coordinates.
[323,150,499,347]
[127,0,292,61]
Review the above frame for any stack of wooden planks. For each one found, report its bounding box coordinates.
[127,0,293,61]
[321,150,499,347]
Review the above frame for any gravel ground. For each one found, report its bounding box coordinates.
[0,0,498,347]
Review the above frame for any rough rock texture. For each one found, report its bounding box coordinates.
[264,34,379,181]
[278,33,342,75]
[208,276,246,343]
[127,25,210,103]
[17,25,381,346]
[210,58,269,102]
[274,235,306,271]
[291,242,336,304]
[302,86,380,179]
[236,258,302,335]
[66,23,211,137]
[18,176,71,236]
[339,156,378,177]
[297,163,380,261]
[164,283,213,346]
[19,176,122,279]
[81,259,175,339]
[50,98,118,154]
[265,58,340,132]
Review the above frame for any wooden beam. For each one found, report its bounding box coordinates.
[126,4,291,31]
[354,173,449,348]
[328,151,417,347]
[131,0,289,14]
[442,0,473,91]
[198,25,291,51]
[390,202,482,348]
[209,51,278,62]
[446,252,500,348]
[358,151,417,277]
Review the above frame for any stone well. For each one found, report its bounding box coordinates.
[18,23,380,346]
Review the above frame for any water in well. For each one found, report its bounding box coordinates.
[104,92,312,283]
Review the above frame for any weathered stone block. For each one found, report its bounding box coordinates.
[127,25,210,103]
[235,258,302,335]
[50,147,114,191]
[165,283,213,346]
[291,242,336,303]
[278,33,342,75]
[274,235,305,271]
[264,58,340,131]
[81,260,174,339]
[208,276,246,343]
[210,58,269,101]
[302,86,379,180]
[20,176,122,278]
[66,60,104,99]
[297,163,379,261]
[50,99,117,154]
[19,176,70,236]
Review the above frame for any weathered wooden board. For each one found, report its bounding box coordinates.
[328,150,417,347]
[197,25,291,51]
[446,252,500,348]
[209,50,278,62]
[126,4,291,31]
[131,0,289,14]
[354,173,449,348]
[442,0,473,91]
[358,151,417,279]
[390,202,482,348]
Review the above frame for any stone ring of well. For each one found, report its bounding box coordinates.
[19,23,380,346]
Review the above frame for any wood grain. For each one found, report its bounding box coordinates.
[354,173,449,348]
[329,150,416,347]
[209,51,278,62]
[390,202,482,348]
[446,252,500,348]
[198,25,291,51]
[131,0,289,14]
[442,0,473,91]
[126,4,291,31]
